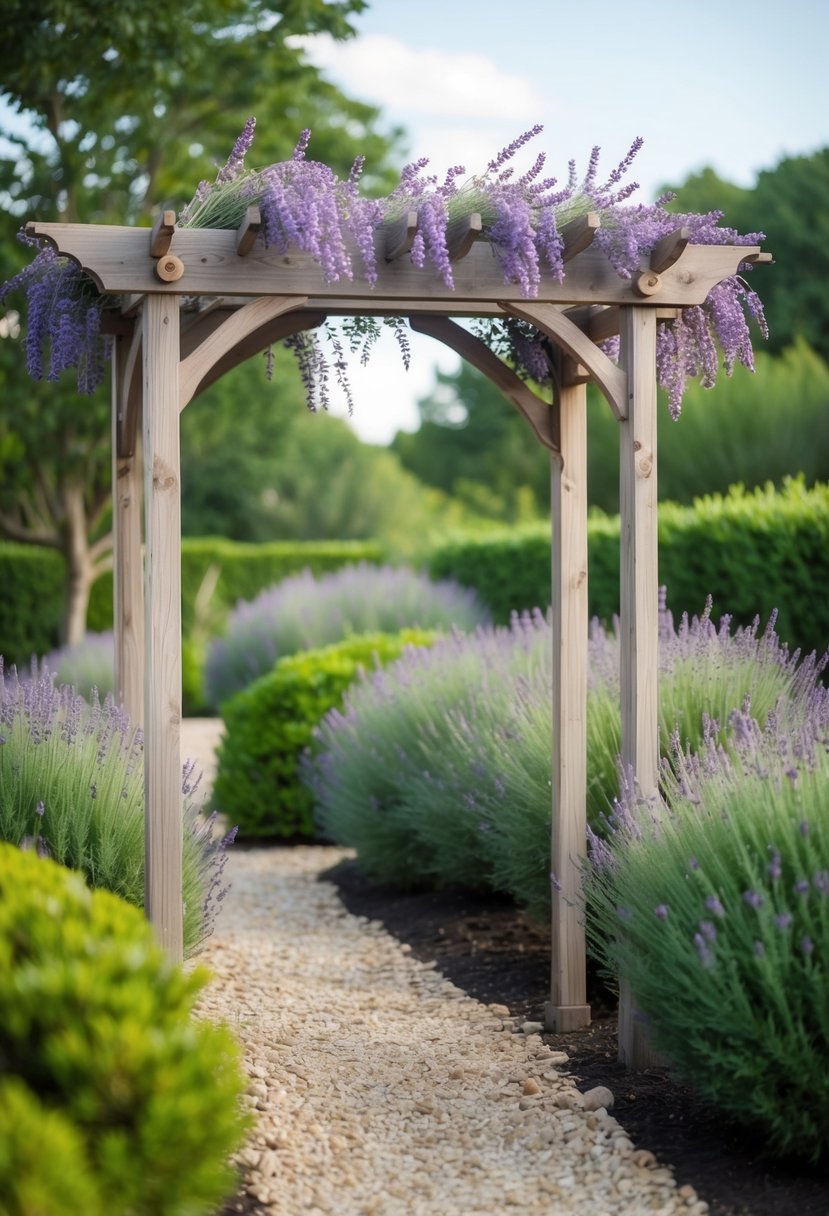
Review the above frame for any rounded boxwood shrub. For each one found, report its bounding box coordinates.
[213,629,438,839]
[204,562,489,708]
[0,843,250,1215]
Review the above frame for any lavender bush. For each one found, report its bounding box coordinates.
[42,630,115,701]
[3,120,767,416]
[204,562,490,708]
[0,658,233,955]
[585,697,829,1162]
[305,600,823,919]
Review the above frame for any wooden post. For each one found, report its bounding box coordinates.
[617,306,661,1067]
[545,377,591,1032]
[112,334,144,728]
[142,294,183,960]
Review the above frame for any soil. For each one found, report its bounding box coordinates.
[320,857,829,1216]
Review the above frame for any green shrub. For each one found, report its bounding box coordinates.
[0,543,64,666]
[213,629,438,840]
[0,844,249,1215]
[43,630,115,700]
[428,477,829,658]
[0,659,232,955]
[585,702,829,1162]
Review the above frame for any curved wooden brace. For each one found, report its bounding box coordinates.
[179,295,309,409]
[188,308,327,403]
[407,315,559,452]
[504,300,628,421]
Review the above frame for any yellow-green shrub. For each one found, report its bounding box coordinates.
[0,844,250,1216]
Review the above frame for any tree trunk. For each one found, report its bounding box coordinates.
[61,484,96,645]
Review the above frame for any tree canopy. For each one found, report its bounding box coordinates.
[0,0,403,643]
[662,147,829,361]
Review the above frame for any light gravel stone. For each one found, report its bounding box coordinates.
[192,842,706,1216]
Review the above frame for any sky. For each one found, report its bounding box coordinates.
[291,0,829,444]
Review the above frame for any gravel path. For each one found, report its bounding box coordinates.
[195,845,708,1216]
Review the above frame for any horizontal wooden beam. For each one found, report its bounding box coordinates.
[26,221,767,308]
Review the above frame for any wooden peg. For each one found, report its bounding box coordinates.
[742,250,774,264]
[649,227,690,274]
[383,210,418,262]
[236,206,262,256]
[149,210,177,258]
[560,212,600,262]
[446,212,482,262]
[155,255,185,283]
[634,271,662,297]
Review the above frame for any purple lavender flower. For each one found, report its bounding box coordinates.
[767,850,782,881]
[754,940,766,959]
[743,889,765,910]
[654,904,669,920]
[775,912,793,931]
[704,895,726,918]
[800,936,814,955]
[698,919,718,944]
[794,879,810,897]
[693,932,715,967]
[813,871,829,896]
[216,117,256,184]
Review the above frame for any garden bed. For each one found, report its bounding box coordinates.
[323,856,829,1216]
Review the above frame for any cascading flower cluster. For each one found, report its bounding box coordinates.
[1,119,768,414]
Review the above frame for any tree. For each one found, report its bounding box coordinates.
[391,362,551,524]
[181,353,484,557]
[661,148,829,361]
[0,0,402,643]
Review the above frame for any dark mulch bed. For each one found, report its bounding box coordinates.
[320,857,829,1216]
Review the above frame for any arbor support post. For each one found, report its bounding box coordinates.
[617,306,661,1067]
[545,376,591,1032]
[142,294,183,960]
[112,333,144,729]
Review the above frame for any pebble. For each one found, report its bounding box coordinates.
[192,843,703,1215]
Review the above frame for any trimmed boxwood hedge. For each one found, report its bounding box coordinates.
[212,629,438,840]
[428,478,829,659]
[0,537,383,668]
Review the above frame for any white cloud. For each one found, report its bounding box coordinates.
[290,33,543,121]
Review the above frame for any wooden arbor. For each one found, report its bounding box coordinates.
[28,211,769,1063]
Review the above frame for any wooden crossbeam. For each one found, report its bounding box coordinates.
[236,206,262,256]
[446,212,482,262]
[649,227,689,273]
[149,210,176,258]
[560,212,600,262]
[383,210,418,262]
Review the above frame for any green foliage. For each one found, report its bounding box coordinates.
[0,844,249,1214]
[0,0,402,644]
[662,148,829,362]
[586,341,829,515]
[0,663,228,955]
[0,541,64,666]
[181,357,486,555]
[585,714,829,1162]
[428,478,829,659]
[214,629,438,840]
[391,361,550,523]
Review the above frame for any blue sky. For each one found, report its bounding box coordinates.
[294,0,829,442]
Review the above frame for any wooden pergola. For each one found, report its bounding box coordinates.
[27,209,769,1065]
